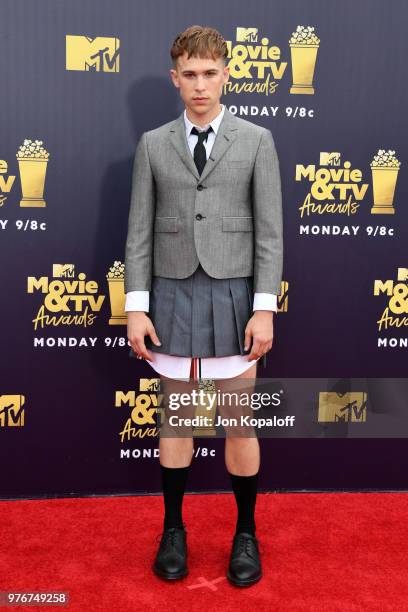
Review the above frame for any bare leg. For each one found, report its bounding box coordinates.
[158,370,196,467]
[216,363,260,476]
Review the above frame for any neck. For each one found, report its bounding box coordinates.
[185,102,223,127]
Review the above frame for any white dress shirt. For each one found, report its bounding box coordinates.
[125,104,277,379]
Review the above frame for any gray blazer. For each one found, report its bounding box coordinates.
[124,106,283,294]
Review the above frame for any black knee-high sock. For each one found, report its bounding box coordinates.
[229,471,258,536]
[160,464,190,530]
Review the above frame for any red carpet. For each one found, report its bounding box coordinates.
[1,492,408,611]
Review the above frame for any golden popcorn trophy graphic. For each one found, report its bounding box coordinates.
[16,139,50,207]
[106,260,126,325]
[370,149,401,214]
[289,26,320,94]
[193,379,217,437]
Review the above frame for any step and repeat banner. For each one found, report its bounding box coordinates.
[1,0,407,498]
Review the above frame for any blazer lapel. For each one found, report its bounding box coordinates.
[169,112,200,180]
[168,106,239,182]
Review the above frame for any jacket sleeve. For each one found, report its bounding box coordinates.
[251,128,283,294]
[124,132,156,292]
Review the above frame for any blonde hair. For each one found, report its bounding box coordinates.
[170,25,228,68]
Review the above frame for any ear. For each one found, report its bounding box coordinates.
[223,65,230,83]
[169,68,180,88]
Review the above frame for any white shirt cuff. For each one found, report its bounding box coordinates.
[125,291,149,312]
[124,291,276,313]
[253,292,277,312]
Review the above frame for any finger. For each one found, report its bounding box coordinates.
[130,339,141,357]
[247,338,263,361]
[148,326,162,347]
[129,340,140,356]
[133,338,153,362]
[131,338,151,359]
[244,327,252,351]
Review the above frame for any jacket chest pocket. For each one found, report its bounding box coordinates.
[220,159,252,169]
[222,216,253,232]
[154,216,178,232]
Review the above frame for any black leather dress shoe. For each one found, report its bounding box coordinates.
[152,527,188,580]
[227,532,262,586]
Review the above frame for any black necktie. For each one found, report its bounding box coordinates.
[191,126,213,175]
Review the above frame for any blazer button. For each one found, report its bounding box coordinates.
[197,184,204,191]
[195,213,203,220]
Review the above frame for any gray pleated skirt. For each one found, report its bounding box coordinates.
[145,263,254,358]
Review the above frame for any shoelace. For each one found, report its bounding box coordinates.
[155,527,185,549]
[236,535,258,559]
[165,529,180,547]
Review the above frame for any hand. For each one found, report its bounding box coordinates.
[127,311,161,361]
[244,311,274,361]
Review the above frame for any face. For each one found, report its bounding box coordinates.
[170,52,229,122]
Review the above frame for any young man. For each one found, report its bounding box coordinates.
[124,25,283,586]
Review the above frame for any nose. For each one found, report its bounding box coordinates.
[195,76,206,91]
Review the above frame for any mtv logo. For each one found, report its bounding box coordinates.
[278,281,289,312]
[53,264,75,278]
[320,152,341,166]
[0,395,25,427]
[66,35,120,72]
[236,27,258,43]
[397,268,408,282]
[139,379,161,392]
[318,392,367,423]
